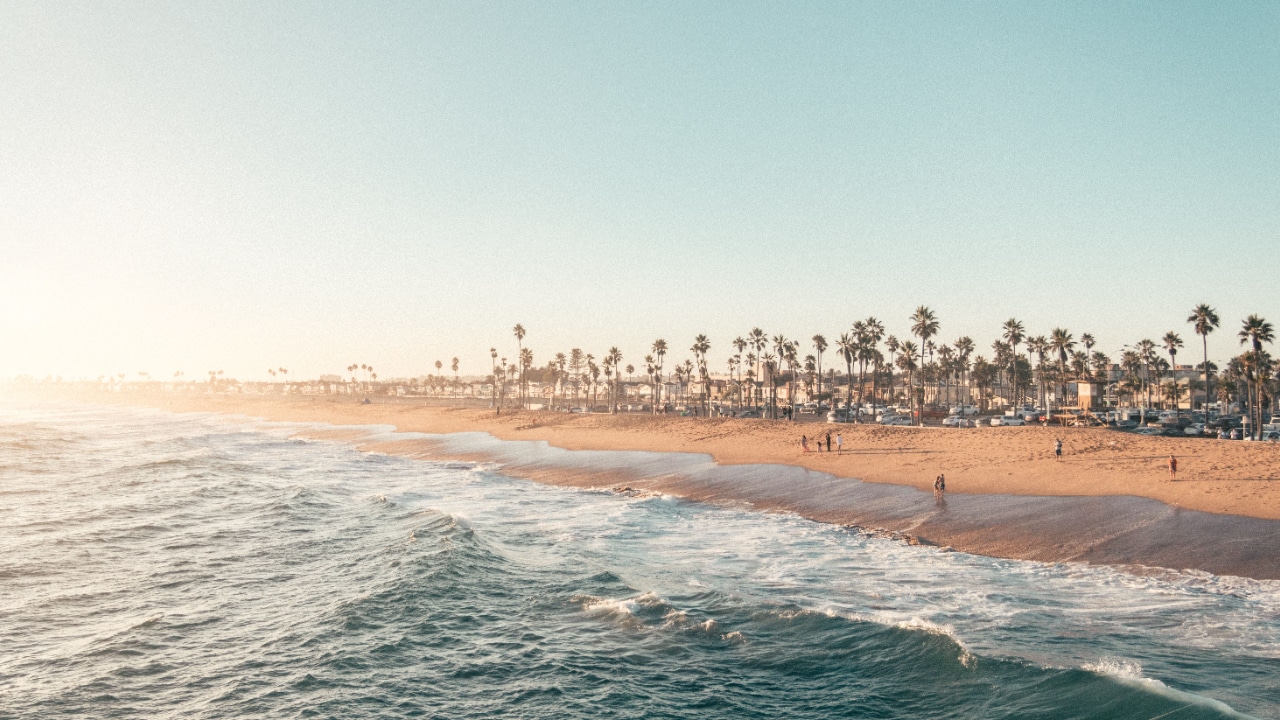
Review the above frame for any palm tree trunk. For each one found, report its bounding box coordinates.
[846,361,854,422]
[1201,334,1209,413]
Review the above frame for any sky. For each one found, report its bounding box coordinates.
[2,1,1278,381]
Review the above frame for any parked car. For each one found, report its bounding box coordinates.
[880,415,912,426]
[949,405,979,416]
[1184,423,1206,436]
[941,415,967,427]
[737,409,762,419]
[1133,426,1164,436]
[990,416,1026,427]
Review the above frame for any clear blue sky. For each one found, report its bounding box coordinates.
[3,1,1277,380]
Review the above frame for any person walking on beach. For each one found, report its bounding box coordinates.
[1054,438,1062,461]
[1168,454,1177,480]
[825,432,832,452]
[801,435,809,453]
[836,433,843,454]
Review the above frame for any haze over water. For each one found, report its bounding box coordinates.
[2,402,1277,718]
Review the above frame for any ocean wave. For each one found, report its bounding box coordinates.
[1081,658,1250,718]
[4,402,1277,720]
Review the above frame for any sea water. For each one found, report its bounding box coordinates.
[1,402,1277,719]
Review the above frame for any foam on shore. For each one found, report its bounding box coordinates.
[331,425,1280,580]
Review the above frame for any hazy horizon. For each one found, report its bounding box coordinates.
[4,2,1278,382]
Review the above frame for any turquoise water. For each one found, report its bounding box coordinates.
[1,403,1276,719]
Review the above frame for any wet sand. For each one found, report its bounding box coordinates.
[18,389,1280,579]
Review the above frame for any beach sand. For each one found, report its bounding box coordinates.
[17,388,1280,578]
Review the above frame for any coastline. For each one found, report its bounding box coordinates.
[11,388,1280,579]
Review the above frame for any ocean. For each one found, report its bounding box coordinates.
[1,402,1276,719]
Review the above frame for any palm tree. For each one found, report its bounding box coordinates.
[812,334,827,402]
[864,318,885,405]
[692,334,711,416]
[1049,328,1075,409]
[953,336,974,404]
[601,356,613,409]
[554,353,567,408]
[857,331,878,417]
[936,344,954,406]
[836,332,856,421]
[1215,372,1235,415]
[971,356,995,410]
[732,336,748,412]
[651,339,668,412]
[897,341,920,417]
[519,348,533,406]
[513,323,526,405]
[589,357,602,409]
[1002,318,1025,406]
[489,349,498,407]
[607,347,623,413]
[643,354,657,410]
[1090,351,1110,383]
[885,335,900,403]
[1187,304,1220,412]
[762,353,778,417]
[734,353,745,408]
[1024,336,1046,408]
[1162,332,1184,417]
[773,340,793,417]
[748,328,767,408]
[769,335,790,418]
[910,307,939,425]
[851,321,868,416]
[1137,339,1157,414]
[1238,315,1275,437]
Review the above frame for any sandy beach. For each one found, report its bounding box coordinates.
[16,388,1280,578]
[94,391,1280,519]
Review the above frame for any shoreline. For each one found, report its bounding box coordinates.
[10,388,1280,579]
